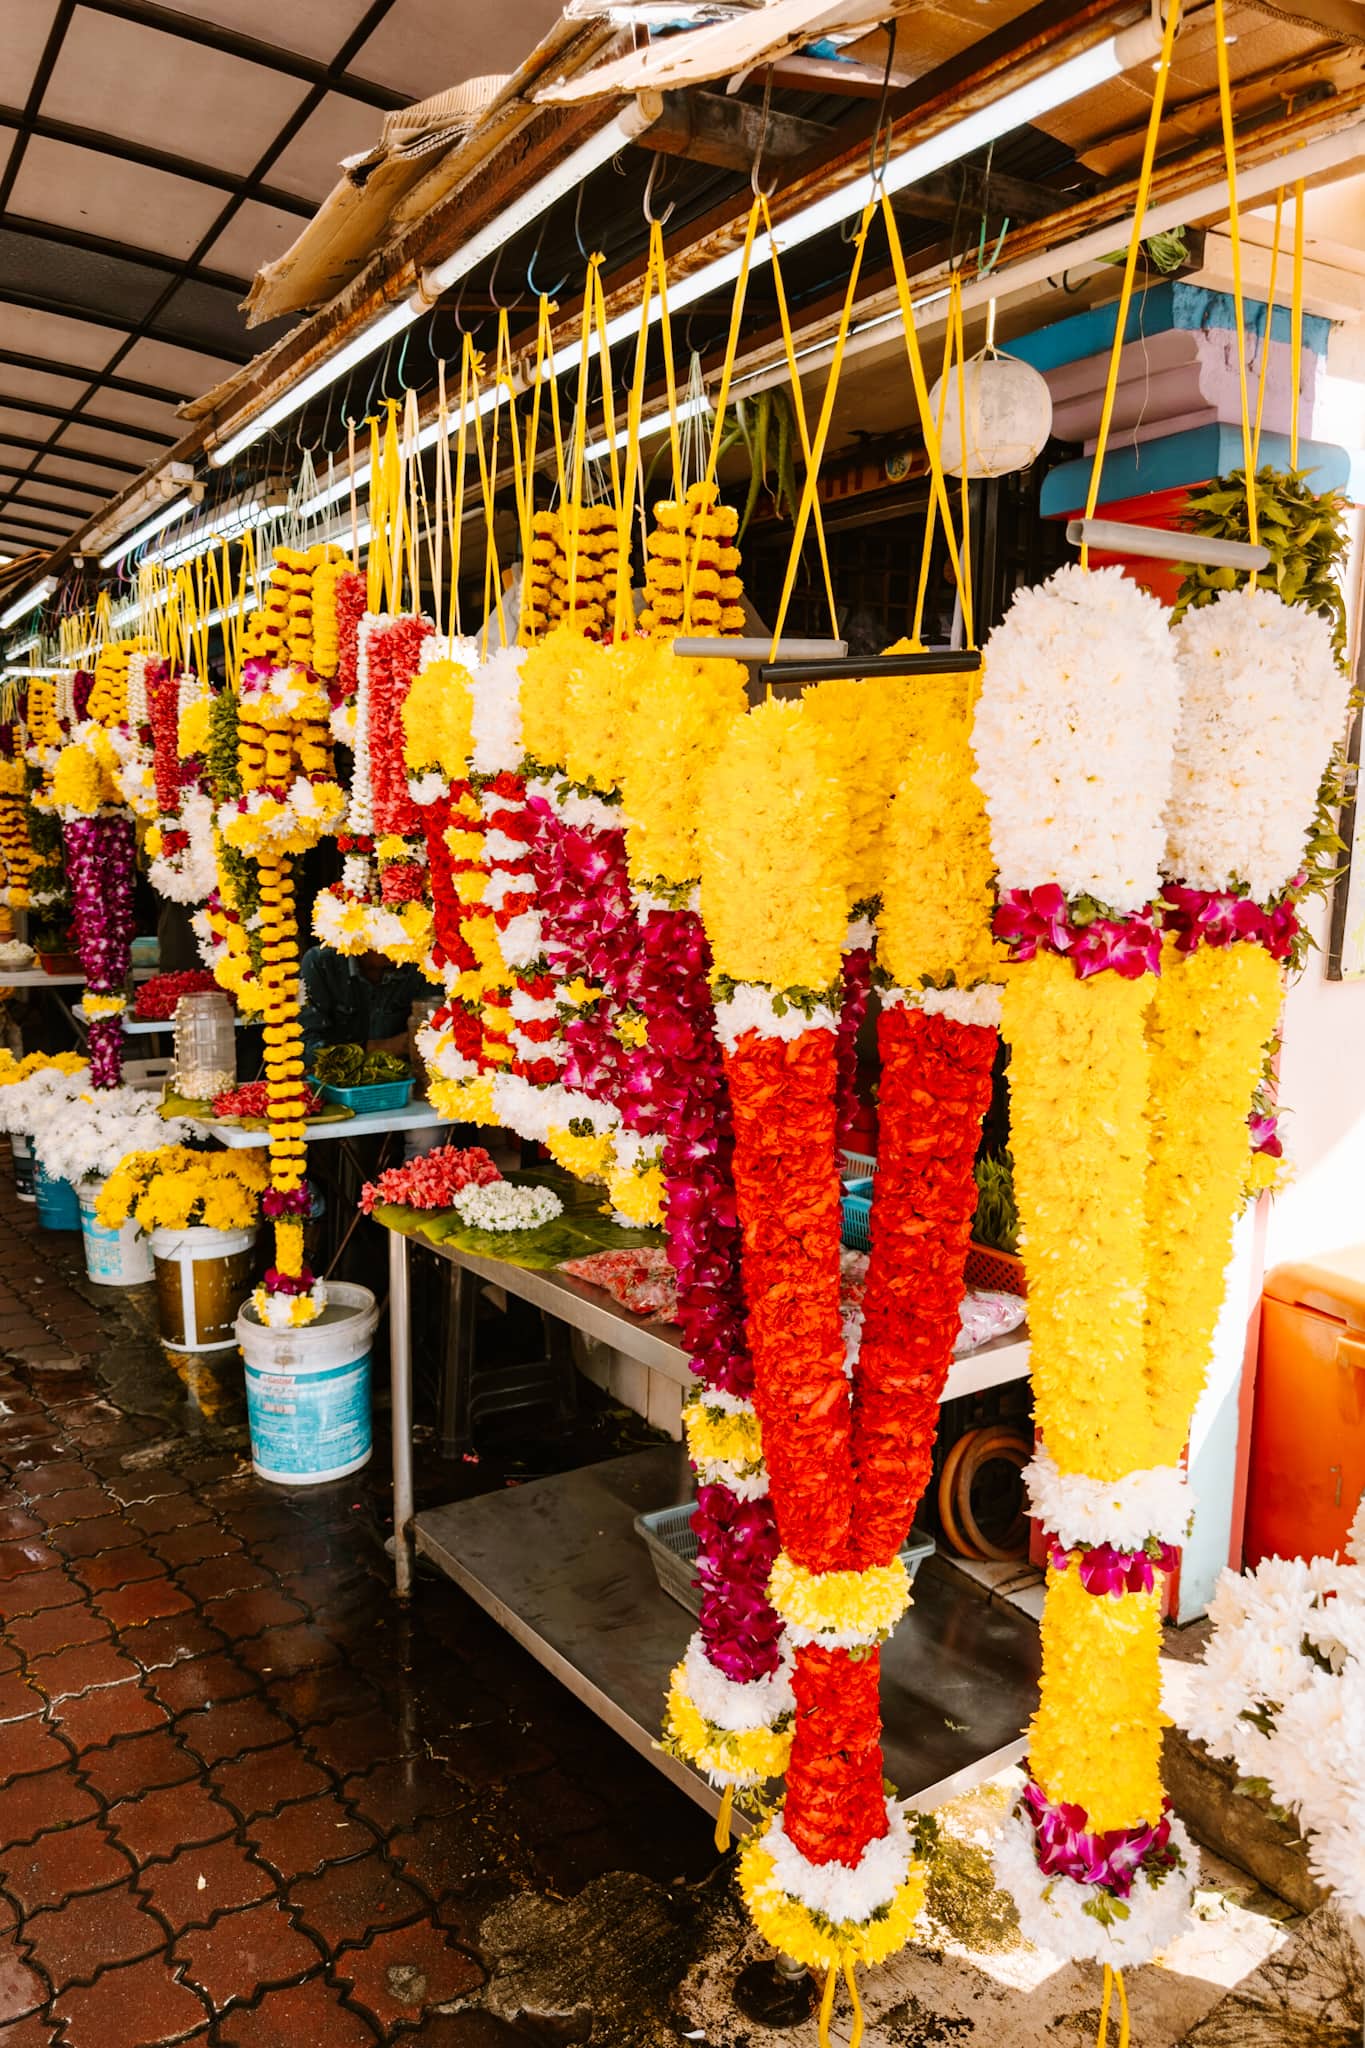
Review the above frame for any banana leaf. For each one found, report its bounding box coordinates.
[372,1167,663,1272]
[159,1090,354,1131]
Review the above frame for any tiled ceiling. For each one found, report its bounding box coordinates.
[0,0,437,562]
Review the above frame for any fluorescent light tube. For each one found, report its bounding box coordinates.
[209,301,418,471]
[582,390,711,464]
[99,494,196,567]
[0,577,55,632]
[8,633,39,658]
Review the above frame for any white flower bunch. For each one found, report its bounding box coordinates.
[150,790,217,906]
[1025,1443,1192,1552]
[0,1063,89,1135]
[713,985,837,1051]
[33,1086,192,1185]
[469,647,525,777]
[451,1180,563,1232]
[1185,1538,1365,1917]
[973,564,1181,913]
[1166,585,1347,902]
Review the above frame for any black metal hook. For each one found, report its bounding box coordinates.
[573,182,590,266]
[527,207,569,299]
[642,153,676,226]
[487,235,523,316]
[751,68,778,199]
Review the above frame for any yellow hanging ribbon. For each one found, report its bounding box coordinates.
[614,230,661,641]
[818,1960,838,2048]
[760,192,839,642]
[1080,0,1182,567]
[470,352,508,658]
[1290,178,1305,470]
[1213,0,1259,561]
[948,273,976,648]
[1096,1963,1131,2048]
[1250,188,1283,473]
[590,259,624,522]
[712,1781,734,1853]
[452,335,477,643]
[680,196,763,634]
[567,261,600,619]
[767,199,878,662]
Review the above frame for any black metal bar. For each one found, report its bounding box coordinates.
[0,466,107,497]
[77,0,410,112]
[2,215,251,296]
[0,106,316,213]
[0,393,174,447]
[755,650,982,685]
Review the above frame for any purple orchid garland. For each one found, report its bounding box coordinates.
[1022,1779,1180,1897]
[63,814,136,1089]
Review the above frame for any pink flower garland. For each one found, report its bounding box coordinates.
[360,1145,501,1215]
[63,814,136,1088]
[994,884,1163,979]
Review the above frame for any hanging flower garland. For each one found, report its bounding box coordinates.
[50,670,142,1090]
[0,737,36,910]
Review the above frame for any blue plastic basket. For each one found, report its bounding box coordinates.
[840,1184,873,1251]
[313,1075,416,1113]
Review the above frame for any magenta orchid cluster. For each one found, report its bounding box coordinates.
[261,1186,311,1219]
[63,814,137,1088]
[834,943,873,1148]
[994,885,1162,980]
[1047,1535,1181,1598]
[1248,1110,1283,1159]
[526,801,649,1115]
[1162,881,1302,963]
[262,1264,318,1296]
[1022,1779,1180,1898]
[634,901,783,1686]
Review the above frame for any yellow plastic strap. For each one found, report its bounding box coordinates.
[712,1780,733,1852]
[615,230,661,640]
[1291,178,1305,469]
[538,294,570,515]
[471,354,508,657]
[882,194,968,642]
[912,315,957,645]
[1081,0,1181,565]
[495,309,530,578]
[591,260,623,518]
[843,1957,864,2048]
[432,360,448,635]
[760,192,838,641]
[568,264,598,617]
[1251,189,1283,473]
[347,419,359,570]
[1213,0,1258,550]
[650,219,684,507]
[365,416,384,612]
[949,273,976,648]
[402,385,421,616]
[818,1961,838,2048]
[1097,1964,1114,2047]
[453,336,477,641]
[768,200,877,661]
[681,196,763,632]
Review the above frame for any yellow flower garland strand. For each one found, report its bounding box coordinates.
[1027,1564,1167,1833]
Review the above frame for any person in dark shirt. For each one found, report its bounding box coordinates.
[299,946,424,1068]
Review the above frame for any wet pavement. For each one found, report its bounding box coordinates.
[0,1177,719,2045]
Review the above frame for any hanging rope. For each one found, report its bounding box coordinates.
[679,197,764,634]
[1212,0,1259,559]
[1290,177,1305,469]
[1250,188,1283,471]
[1079,0,1182,566]
[759,192,839,641]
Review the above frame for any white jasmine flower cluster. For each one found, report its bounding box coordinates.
[1167,584,1348,901]
[1024,1443,1192,1551]
[469,647,525,777]
[973,564,1180,912]
[713,985,837,1051]
[451,1180,563,1232]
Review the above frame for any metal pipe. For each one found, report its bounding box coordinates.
[389,1226,414,1601]
[756,650,982,685]
[1066,518,1271,569]
[672,636,848,660]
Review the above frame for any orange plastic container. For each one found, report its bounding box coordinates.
[1244,1246,1365,1567]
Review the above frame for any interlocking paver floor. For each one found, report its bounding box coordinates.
[0,1176,716,2044]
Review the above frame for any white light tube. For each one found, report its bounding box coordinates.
[8,633,39,658]
[209,301,418,471]
[98,494,195,567]
[0,577,56,632]
[582,390,711,464]
[1067,518,1271,570]
[1,666,63,680]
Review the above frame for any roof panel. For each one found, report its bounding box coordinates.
[0,364,89,410]
[5,0,62,106]
[0,303,120,372]
[11,481,96,513]
[265,91,383,202]
[350,0,564,96]
[141,0,377,64]
[45,11,309,179]
[0,407,54,444]
[32,453,133,489]
[79,388,183,437]
[204,198,311,284]
[0,228,163,330]
[55,421,165,463]
[8,136,229,265]
[117,334,244,397]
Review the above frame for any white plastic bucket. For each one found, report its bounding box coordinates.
[78,1177,154,1286]
[150,1224,258,1354]
[10,1133,34,1202]
[235,1282,378,1486]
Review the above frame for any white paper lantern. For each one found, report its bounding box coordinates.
[929,347,1054,478]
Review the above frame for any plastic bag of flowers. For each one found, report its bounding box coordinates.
[96,1145,268,1235]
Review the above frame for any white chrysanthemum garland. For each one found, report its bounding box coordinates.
[1182,1531,1365,1920]
[973,564,1181,915]
[148,788,217,905]
[662,1633,795,1790]
[450,1180,562,1232]
[1025,1445,1193,1554]
[1166,584,1348,903]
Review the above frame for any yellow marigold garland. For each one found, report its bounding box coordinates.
[618,648,748,890]
[1027,1563,1167,1833]
[402,656,474,781]
[1143,938,1283,1462]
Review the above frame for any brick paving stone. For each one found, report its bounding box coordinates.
[123,1495,212,1538]
[0,1814,134,1911]
[0,1676,41,1725]
[0,1718,72,1785]
[0,1552,62,1595]
[387,1813,502,1901]
[124,1614,227,1672]
[146,1654,260,1717]
[288,1854,429,1951]
[0,1767,98,1845]
[0,1938,43,2023]
[236,1625,341,1682]
[214,1977,379,2048]
[401,2019,539,2046]
[6,1604,107,1660]
[101,1470,191,1506]
[303,1710,420,1780]
[52,1952,211,2048]
[70,1547,168,1594]
[246,1794,379,1880]
[95,1578,193,1630]
[77,1726,197,1800]
[175,1697,293,1768]
[173,1900,322,2011]
[46,1678,167,1751]
[341,1758,469,1836]
[22,1877,165,1988]
[0,2017,61,2046]
[48,1516,139,1560]
[201,1588,306,1642]
[208,1744,336,1823]
[330,1918,484,2028]
[105,1780,237,1865]
[262,1667,380,1732]
[174,1556,273,1605]
[421,1715,554,1788]
[137,1838,275,1933]
[0,1514,40,1544]
[27,1640,139,1699]
[151,1523,241,1570]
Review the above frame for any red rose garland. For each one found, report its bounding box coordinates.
[367,616,428,838]
[848,1000,997,1567]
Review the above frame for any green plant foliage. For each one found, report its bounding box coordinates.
[1173,466,1349,662]
[312,1044,409,1087]
[972,1149,1018,1254]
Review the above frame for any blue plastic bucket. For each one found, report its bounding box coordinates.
[34,1165,80,1231]
[235,1282,378,1485]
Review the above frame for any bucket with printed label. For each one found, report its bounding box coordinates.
[235,1282,378,1486]
[150,1224,258,1353]
[10,1133,35,1202]
[34,1164,80,1231]
[78,1177,154,1287]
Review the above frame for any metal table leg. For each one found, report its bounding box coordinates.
[389,1228,414,1600]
